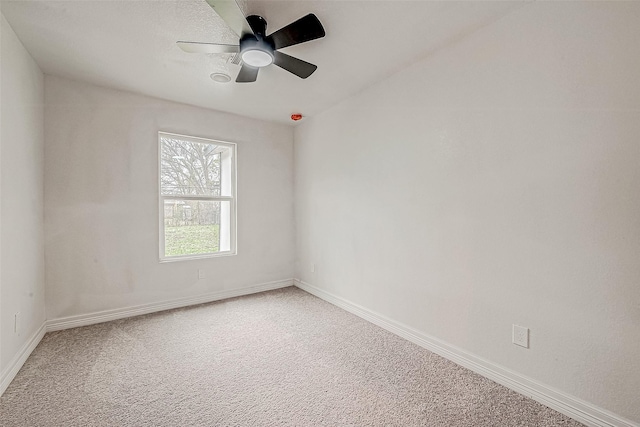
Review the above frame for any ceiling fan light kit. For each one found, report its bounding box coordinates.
[177,0,325,83]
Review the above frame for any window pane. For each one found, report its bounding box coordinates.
[164,200,231,257]
[160,135,222,196]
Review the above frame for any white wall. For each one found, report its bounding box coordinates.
[45,75,294,319]
[1,14,3,376]
[294,1,640,423]
[0,14,45,376]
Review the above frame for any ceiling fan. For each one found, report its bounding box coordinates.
[177,0,325,83]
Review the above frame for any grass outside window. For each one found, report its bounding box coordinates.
[164,224,220,257]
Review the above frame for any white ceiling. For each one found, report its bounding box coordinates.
[1,0,525,125]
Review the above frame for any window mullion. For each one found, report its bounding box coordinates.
[160,195,233,202]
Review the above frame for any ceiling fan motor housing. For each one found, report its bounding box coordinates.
[240,16,275,68]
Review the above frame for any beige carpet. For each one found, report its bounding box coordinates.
[1,287,583,426]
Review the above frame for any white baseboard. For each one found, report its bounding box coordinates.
[46,278,294,332]
[0,322,47,396]
[294,279,638,427]
[1,279,293,397]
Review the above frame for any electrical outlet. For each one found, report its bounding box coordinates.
[198,269,205,279]
[512,324,529,348]
[311,263,316,273]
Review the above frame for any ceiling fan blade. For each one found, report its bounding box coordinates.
[273,51,317,79]
[205,0,253,37]
[176,41,240,54]
[267,14,325,50]
[236,64,259,83]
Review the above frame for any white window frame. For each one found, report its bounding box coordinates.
[158,131,237,262]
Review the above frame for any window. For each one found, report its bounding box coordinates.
[159,132,236,260]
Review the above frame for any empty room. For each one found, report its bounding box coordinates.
[1,0,638,426]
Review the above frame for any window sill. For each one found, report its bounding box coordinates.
[159,251,236,263]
